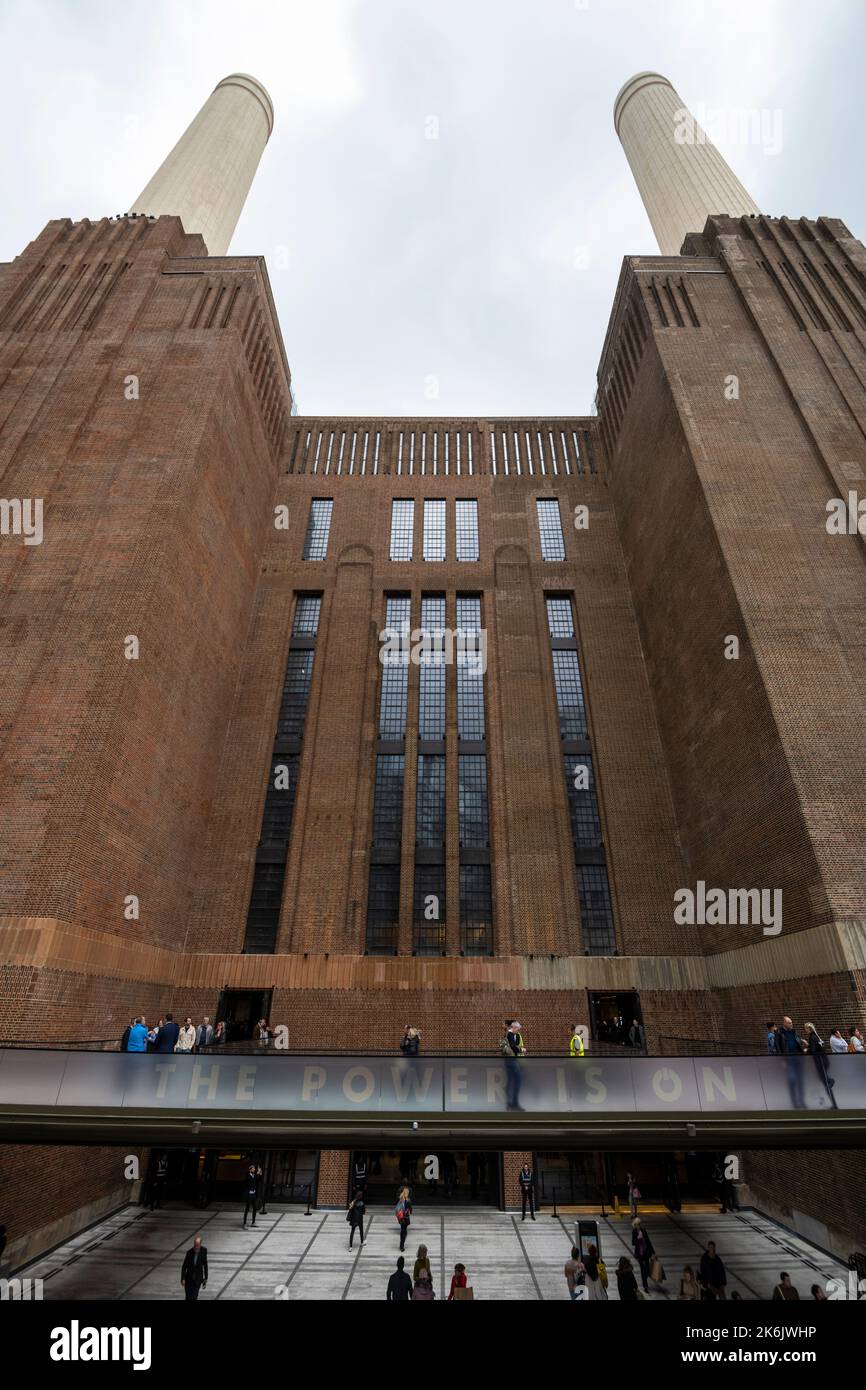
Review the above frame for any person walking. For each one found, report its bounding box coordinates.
[679,1265,700,1300]
[386,1256,412,1300]
[805,1023,837,1108]
[347,1189,366,1249]
[399,1025,420,1057]
[413,1244,432,1284]
[180,1235,208,1300]
[242,1163,260,1228]
[127,1016,149,1053]
[154,1013,179,1054]
[626,1171,640,1219]
[569,1025,585,1057]
[447,1263,469,1300]
[583,1242,607,1300]
[766,1021,778,1054]
[616,1256,639,1301]
[395,1186,412,1252]
[518,1161,536,1221]
[699,1241,727,1300]
[773,1272,800,1301]
[631,1218,655,1293]
[176,1017,196,1053]
[148,1152,168,1211]
[777,1015,806,1108]
[195,1016,214,1051]
[412,1269,436,1300]
[564,1246,585,1301]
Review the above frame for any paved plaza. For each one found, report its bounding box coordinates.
[19,1204,847,1301]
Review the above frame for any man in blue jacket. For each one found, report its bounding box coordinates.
[127,1017,149,1053]
[154,1013,180,1053]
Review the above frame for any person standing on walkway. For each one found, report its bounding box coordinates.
[766,1021,778,1054]
[413,1244,432,1284]
[616,1256,639,1301]
[518,1161,536,1221]
[176,1017,196,1053]
[569,1025,585,1057]
[564,1246,585,1301]
[502,1020,525,1111]
[195,1016,214,1051]
[848,1028,864,1053]
[628,1018,646,1050]
[773,1272,800,1300]
[777,1016,806,1108]
[805,1023,837,1108]
[829,1028,848,1054]
[583,1243,607,1300]
[631,1218,655,1292]
[400,1025,420,1057]
[386,1256,412,1300]
[352,1153,368,1198]
[699,1241,727,1300]
[347,1189,365,1249]
[127,1016,149,1053]
[148,1152,168,1211]
[180,1235,208,1300]
[448,1263,469,1300]
[154,1013,179,1054]
[242,1163,259,1228]
[626,1171,640,1219]
[396,1186,412,1252]
[120,1018,134,1052]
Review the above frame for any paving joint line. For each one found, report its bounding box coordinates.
[511,1214,544,1301]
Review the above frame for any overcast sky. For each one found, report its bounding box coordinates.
[1,0,864,416]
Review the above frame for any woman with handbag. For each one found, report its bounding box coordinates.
[448,1263,471,1300]
[396,1186,412,1252]
[347,1190,365,1250]
[631,1218,655,1293]
[583,1243,608,1301]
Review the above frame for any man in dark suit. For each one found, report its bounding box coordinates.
[155,1013,180,1053]
[181,1236,208,1300]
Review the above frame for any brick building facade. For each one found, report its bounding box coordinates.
[1,205,865,1266]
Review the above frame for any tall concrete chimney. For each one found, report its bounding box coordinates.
[131,73,274,256]
[614,72,759,255]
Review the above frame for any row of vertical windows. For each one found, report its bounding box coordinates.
[536,498,566,561]
[244,593,323,954]
[389,498,479,562]
[545,594,616,955]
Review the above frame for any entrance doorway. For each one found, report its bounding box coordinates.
[143,1147,317,1207]
[216,988,274,1043]
[350,1150,501,1206]
[588,990,644,1048]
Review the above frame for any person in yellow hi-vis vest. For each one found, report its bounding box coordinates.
[569,1025,586,1057]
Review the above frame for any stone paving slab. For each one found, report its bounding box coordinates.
[18,1204,847,1302]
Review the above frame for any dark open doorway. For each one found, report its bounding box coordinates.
[588,990,644,1048]
[216,988,274,1043]
[350,1150,501,1206]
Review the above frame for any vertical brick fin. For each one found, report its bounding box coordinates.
[678,276,700,327]
[64,263,112,330]
[6,265,65,332]
[0,262,48,330]
[80,260,131,331]
[31,262,91,331]
[188,282,212,329]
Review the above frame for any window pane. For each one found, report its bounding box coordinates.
[413,865,446,955]
[551,650,587,740]
[366,864,401,953]
[276,650,316,740]
[379,596,411,737]
[577,865,616,954]
[418,595,446,740]
[545,596,574,639]
[415,754,445,847]
[371,755,405,846]
[292,595,322,637]
[536,498,565,561]
[460,864,493,955]
[423,499,446,561]
[458,755,489,847]
[457,595,485,739]
[456,498,479,561]
[563,753,602,848]
[303,499,333,560]
[389,499,414,561]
